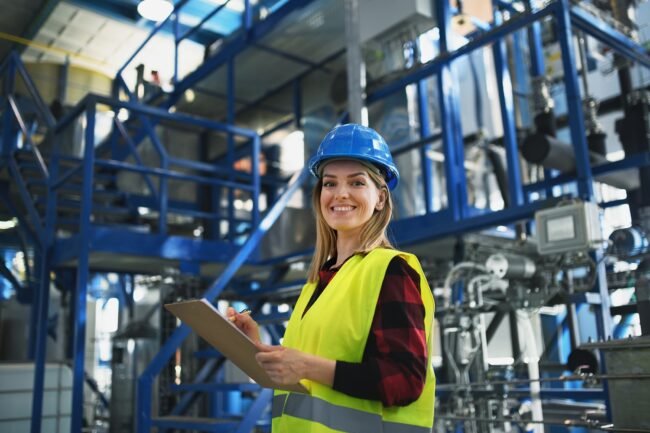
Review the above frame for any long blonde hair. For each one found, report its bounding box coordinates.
[306,164,394,282]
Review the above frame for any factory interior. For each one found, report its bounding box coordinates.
[1,0,650,432]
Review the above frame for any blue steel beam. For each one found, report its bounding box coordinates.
[556,0,594,200]
[235,388,273,433]
[171,382,260,392]
[435,0,468,222]
[512,29,533,127]
[30,118,59,433]
[227,57,236,240]
[0,261,23,293]
[524,0,546,77]
[7,96,49,178]
[51,228,238,266]
[136,115,169,233]
[492,6,524,207]
[570,6,650,69]
[173,12,179,85]
[29,253,51,433]
[391,199,559,246]
[508,388,605,400]
[7,160,46,241]
[177,1,231,42]
[416,79,434,213]
[2,56,16,157]
[113,118,158,200]
[136,168,310,432]
[96,94,256,138]
[70,99,96,433]
[12,52,56,128]
[251,134,261,230]
[244,0,254,32]
[367,4,557,104]
[94,160,255,191]
[170,357,224,416]
[53,92,257,179]
[161,0,318,109]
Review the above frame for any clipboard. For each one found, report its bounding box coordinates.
[164,298,307,394]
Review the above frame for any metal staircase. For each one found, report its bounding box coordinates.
[2,45,303,432]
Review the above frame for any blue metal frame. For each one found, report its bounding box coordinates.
[435,0,469,222]
[137,168,309,432]
[3,0,650,431]
[69,100,96,433]
[417,79,435,213]
[492,4,525,208]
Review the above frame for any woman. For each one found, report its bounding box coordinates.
[227,123,435,432]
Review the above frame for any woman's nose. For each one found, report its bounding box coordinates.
[334,185,349,198]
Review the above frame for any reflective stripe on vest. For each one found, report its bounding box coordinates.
[272,393,432,433]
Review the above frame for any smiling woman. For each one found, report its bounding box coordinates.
[227,123,436,433]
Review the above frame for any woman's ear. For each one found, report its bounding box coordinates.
[376,188,387,211]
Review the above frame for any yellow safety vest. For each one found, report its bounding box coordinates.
[272,248,435,433]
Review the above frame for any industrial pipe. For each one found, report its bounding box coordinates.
[521,132,640,190]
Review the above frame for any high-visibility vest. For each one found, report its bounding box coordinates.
[272,248,435,433]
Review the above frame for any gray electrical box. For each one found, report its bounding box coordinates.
[535,201,603,255]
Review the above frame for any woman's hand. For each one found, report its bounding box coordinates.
[226,307,261,344]
[255,344,335,386]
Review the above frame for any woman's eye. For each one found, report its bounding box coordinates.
[323,181,335,187]
[352,180,365,186]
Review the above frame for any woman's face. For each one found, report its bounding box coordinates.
[319,160,386,238]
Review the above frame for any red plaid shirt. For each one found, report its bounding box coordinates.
[302,254,427,407]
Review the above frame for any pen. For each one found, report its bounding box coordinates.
[229,308,251,322]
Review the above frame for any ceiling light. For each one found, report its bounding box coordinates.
[137,0,174,22]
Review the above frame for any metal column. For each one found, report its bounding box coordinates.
[70,100,97,433]
[344,0,366,125]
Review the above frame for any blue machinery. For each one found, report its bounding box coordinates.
[2,0,650,431]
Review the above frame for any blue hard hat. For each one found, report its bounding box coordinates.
[308,124,399,190]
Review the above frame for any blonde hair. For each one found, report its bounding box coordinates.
[306,164,394,282]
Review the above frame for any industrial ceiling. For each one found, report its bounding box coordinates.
[1,0,348,132]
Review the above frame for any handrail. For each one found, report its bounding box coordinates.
[113,118,159,200]
[7,95,49,179]
[46,93,263,233]
[10,52,56,128]
[0,54,50,244]
[136,167,310,432]
[93,159,256,190]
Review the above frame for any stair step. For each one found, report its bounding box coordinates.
[151,416,239,432]
[169,382,261,393]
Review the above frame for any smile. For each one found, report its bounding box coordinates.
[331,206,355,212]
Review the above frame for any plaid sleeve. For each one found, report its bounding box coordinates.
[333,256,428,406]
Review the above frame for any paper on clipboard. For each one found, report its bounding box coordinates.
[164,298,307,394]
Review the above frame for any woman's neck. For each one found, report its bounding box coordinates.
[334,232,361,268]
